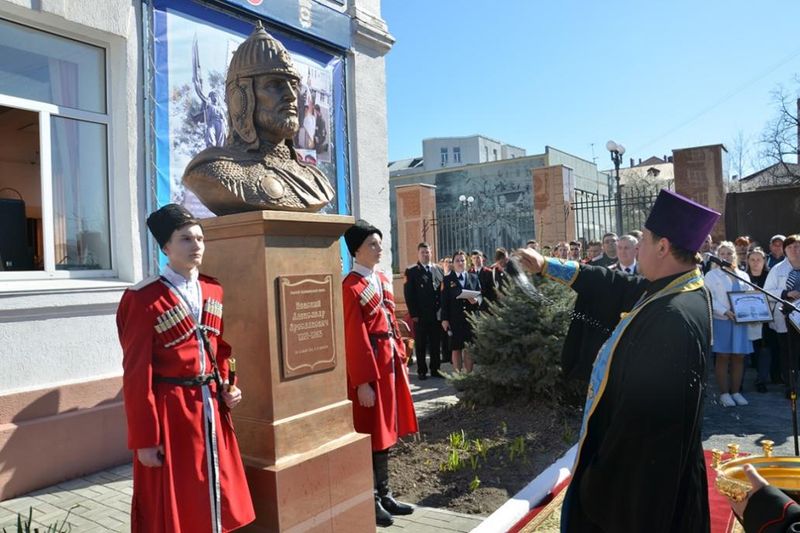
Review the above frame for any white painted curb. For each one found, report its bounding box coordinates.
[470,444,577,533]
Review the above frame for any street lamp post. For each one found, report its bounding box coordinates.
[606,140,625,235]
[458,194,475,249]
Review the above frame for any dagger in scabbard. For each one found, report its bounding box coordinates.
[228,357,239,393]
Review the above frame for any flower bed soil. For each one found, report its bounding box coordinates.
[389,399,581,516]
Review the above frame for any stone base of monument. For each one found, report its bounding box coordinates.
[201,211,375,532]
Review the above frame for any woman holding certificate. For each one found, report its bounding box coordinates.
[441,250,482,373]
[705,241,755,407]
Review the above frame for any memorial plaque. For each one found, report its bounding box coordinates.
[278,274,336,379]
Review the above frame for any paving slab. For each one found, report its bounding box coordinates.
[385,506,484,532]
[3,364,794,533]
[703,367,798,457]
[0,365,476,533]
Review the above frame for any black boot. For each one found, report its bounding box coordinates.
[374,495,394,527]
[374,450,414,516]
[380,493,414,515]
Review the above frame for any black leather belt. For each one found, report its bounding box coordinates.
[154,374,215,387]
[369,332,394,339]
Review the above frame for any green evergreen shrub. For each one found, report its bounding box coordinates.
[452,276,583,406]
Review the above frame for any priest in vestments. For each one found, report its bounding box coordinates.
[518,189,720,533]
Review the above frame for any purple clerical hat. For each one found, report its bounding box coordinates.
[644,189,720,252]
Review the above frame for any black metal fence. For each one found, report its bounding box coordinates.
[415,186,666,261]
[431,208,535,258]
[725,185,800,248]
[572,187,664,242]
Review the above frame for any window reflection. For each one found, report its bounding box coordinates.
[0,19,106,113]
[51,117,110,270]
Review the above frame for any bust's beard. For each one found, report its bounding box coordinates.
[256,111,299,143]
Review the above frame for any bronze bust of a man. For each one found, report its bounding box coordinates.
[182,22,335,215]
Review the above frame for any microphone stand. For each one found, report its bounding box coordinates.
[714,262,800,456]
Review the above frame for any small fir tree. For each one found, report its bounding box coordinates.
[453,276,583,406]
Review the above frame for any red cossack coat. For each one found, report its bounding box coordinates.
[116,274,255,533]
[342,270,418,451]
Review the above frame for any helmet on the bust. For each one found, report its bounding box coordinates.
[224,22,301,150]
[226,21,300,83]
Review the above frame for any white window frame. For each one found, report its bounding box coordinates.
[440,147,448,166]
[0,52,114,281]
[453,146,461,164]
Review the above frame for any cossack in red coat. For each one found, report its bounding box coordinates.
[342,269,418,451]
[116,274,255,533]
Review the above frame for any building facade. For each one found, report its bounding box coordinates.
[420,134,526,170]
[738,162,800,191]
[389,142,609,271]
[0,0,394,499]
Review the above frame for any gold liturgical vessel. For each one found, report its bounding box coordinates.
[713,440,800,502]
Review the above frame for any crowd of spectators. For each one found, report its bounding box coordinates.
[701,233,800,406]
[403,243,510,378]
[537,230,800,407]
[403,229,800,409]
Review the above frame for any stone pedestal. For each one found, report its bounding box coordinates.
[533,165,576,245]
[672,144,727,241]
[395,183,438,268]
[200,211,374,533]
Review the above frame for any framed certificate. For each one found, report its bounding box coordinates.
[727,291,773,324]
[789,309,800,334]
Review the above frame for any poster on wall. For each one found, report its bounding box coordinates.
[294,59,333,165]
[151,0,350,220]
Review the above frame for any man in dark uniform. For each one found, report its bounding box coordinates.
[584,240,602,264]
[489,247,510,301]
[568,240,582,261]
[518,189,720,532]
[403,242,444,379]
[563,234,635,387]
[470,249,496,308]
[608,234,638,275]
[592,232,618,267]
[699,234,714,274]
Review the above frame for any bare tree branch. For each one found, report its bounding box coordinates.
[757,81,800,187]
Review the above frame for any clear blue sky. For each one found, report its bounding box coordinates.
[383,1,800,175]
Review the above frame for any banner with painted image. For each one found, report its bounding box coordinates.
[295,58,333,166]
[151,0,349,219]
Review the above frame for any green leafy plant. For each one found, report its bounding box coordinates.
[2,506,77,533]
[562,418,577,444]
[472,438,488,461]
[509,436,526,462]
[469,475,481,492]
[448,430,468,451]
[443,448,462,472]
